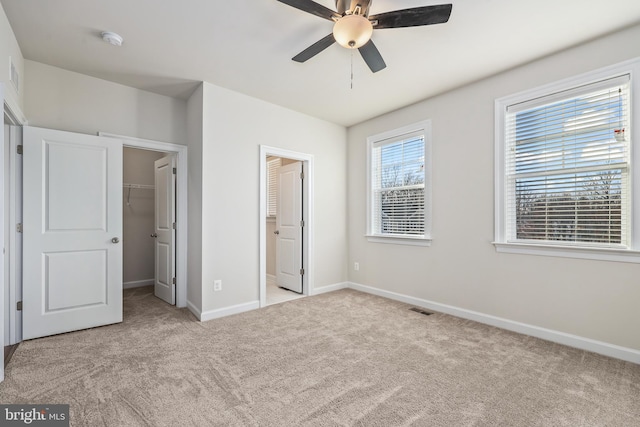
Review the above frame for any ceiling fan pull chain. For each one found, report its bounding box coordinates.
[350,50,354,90]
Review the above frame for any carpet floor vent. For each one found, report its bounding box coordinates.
[409,307,433,316]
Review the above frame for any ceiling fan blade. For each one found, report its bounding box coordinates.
[358,40,386,73]
[292,34,336,62]
[369,4,452,29]
[276,0,340,21]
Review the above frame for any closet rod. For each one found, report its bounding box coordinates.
[123,183,155,190]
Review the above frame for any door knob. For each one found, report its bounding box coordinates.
[150,233,158,238]
[274,230,279,235]
[111,237,120,243]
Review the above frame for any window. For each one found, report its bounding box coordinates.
[266,157,281,217]
[367,120,432,245]
[495,59,640,262]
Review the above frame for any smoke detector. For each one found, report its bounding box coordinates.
[101,31,123,46]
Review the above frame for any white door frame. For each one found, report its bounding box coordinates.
[2,91,27,382]
[259,145,314,308]
[1,86,5,382]
[99,133,188,308]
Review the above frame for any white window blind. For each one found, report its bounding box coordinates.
[371,131,426,237]
[266,157,281,217]
[505,75,631,247]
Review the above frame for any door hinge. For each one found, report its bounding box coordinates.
[16,301,22,311]
[172,277,176,285]
[173,167,177,175]
[17,145,23,155]
[16,223,22,233]
[172,222,176,230]
[300,220,304,227]
[300,172,304,180]
[300,268,304,276]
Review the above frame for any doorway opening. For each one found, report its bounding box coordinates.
[259,146,314,308]
[122,147,176,306]
[265,156,304,305]
[100,133,188,308]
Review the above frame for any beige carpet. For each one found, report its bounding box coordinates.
[1,286,639,426]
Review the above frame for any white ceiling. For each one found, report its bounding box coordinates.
[2,0,640,127]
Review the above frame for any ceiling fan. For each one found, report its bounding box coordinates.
[277,0,453,73]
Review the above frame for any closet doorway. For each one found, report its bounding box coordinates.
[123,147,176,305]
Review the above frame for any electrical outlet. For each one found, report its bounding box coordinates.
[354,262,359,271]
[213,280,222,291]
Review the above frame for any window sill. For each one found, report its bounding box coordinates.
[492,242,640,263]
[366,235,432,247]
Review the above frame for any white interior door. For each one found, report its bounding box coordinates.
[153,155,175,305]
[22,126,123,340]
[276,161,303,293]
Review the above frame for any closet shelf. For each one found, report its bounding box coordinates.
[123,183,155,190]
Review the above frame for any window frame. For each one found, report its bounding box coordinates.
[494,58,640,263]
[366,120,432,246]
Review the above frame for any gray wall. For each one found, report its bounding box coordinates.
[347,23,640,351]
[198,82,348,314]
[24,61,187,145]
[186,84,204,310]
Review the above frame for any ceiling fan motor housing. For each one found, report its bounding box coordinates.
[335,0,372,16]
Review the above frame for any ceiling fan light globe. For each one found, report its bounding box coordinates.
[333,14,373,49]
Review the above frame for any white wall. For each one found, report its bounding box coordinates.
[199,82,347,313]
[347,24,640,351]
[23,61,187,145]
[123,148,165,285]
[0,3,23,115]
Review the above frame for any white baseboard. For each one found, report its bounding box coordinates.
[348,282,640,364]
[123,279,154,289]
[311,282,348,296]
[199,300,260,322]
[186,300,201,320]
[266,274,276,281]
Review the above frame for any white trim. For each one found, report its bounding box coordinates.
[98,132,188,308]
[366,120,432,243]
[266,273,276,282]
[310,282,348,296]
[259,145,314,308]
[199,300,260,322]
[3,93,27,127]
[186,282,348,321]
[2,94,27,383]
[366,235,432,246]
[1,86,5,382]
[347,282,640,364]
[493,242,640,263]
[123,279,154,289]
[7,125,22,345]
[186,300,201,320]
[494,57,640,261]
